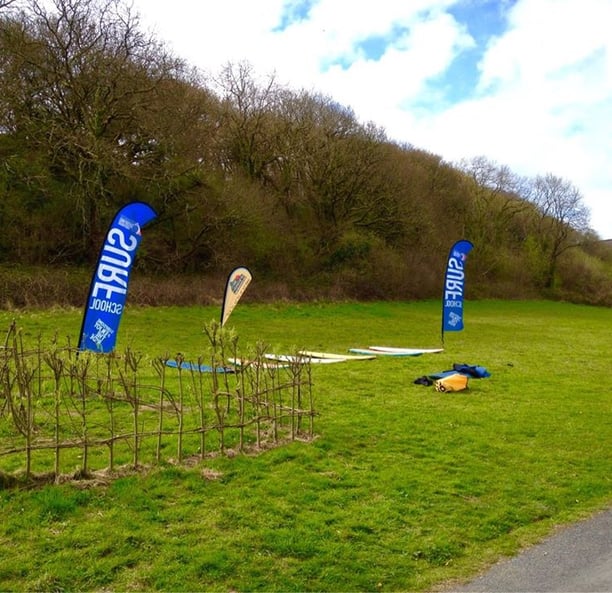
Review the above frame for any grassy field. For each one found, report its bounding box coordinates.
[0,300,611,592]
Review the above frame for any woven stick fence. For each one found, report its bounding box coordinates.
[0,321,315,482]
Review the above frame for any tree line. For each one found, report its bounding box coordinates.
[1,0,611,306]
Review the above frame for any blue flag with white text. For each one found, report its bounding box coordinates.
[78,201,157,352]
[441,239,474,341]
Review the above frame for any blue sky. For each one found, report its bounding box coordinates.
[438,2,512,103]
[132,0,612,239]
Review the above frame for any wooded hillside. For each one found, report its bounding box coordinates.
[1,0,611,307]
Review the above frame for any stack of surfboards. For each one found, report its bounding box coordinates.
[229,347,443,367]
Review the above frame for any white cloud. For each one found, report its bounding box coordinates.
[312,11,474,125]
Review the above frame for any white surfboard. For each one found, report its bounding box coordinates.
[227,357,289,369]
[348,348,417,357]
[349,347,436,357]
[299,350,376,361]
[264,353,346,364]
[368,346,444,355]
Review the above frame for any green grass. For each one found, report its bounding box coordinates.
[0,300,611,591]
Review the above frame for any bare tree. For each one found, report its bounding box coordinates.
[460,156,528,224]
[458,156,531,277]
[212,61,283,181]
[527,173,590,288]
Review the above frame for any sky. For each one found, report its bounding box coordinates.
[130,0,612,240]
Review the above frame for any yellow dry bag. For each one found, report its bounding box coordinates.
[434,373,468,392]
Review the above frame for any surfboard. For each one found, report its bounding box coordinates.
[299,350,376,361]
[347,348,419,357]
[368,346,444,355]
[165,360,235,373]
[227,357,289,369]
[263,353,346,364]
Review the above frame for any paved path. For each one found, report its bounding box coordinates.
[448,507,612,592]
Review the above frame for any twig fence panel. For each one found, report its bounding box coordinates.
[0,322,316,482]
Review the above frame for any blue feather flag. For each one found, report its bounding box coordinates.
[78,201,157,352]
[441,239,474,342]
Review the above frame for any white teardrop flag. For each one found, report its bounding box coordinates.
[220,267,252,326]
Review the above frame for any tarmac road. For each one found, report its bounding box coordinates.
[447,507,612,592]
